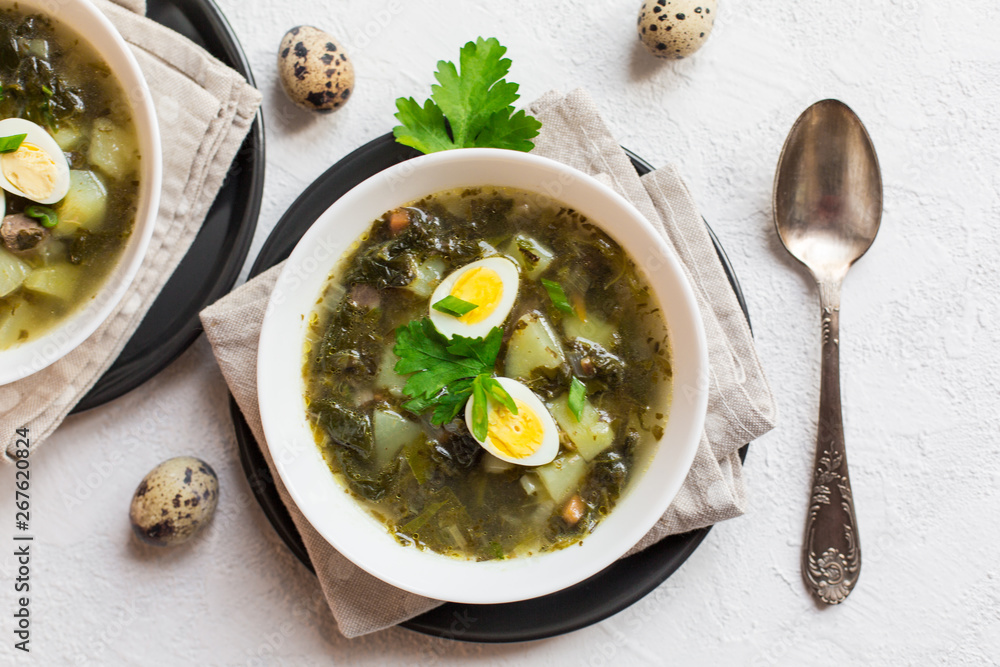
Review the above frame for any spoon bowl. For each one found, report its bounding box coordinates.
[773,99,883,605]
[774,99,882,282]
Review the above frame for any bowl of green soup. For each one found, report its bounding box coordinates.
[257,148,708,603]
[0,0,160,383]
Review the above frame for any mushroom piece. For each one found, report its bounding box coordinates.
[562,494,585,526]
[0,213,49,253]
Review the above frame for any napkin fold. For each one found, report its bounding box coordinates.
[201,89,776,638]
[1,0,262,461]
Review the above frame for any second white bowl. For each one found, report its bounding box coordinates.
[257,148,708,604]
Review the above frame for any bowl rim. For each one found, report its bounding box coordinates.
[257,147,708,604]
[0,0,161,385]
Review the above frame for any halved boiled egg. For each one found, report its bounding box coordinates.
[465,377,559,467]
[0,118,71,205]
[429,257,520,339]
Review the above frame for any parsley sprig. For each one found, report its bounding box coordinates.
[393,318,515,438]
[392,37,542,154]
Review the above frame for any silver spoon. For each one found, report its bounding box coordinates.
[772,99,882,605]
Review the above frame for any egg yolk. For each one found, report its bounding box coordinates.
[450,267,503,325]
[487,399,544,459]
[2,143,57,201]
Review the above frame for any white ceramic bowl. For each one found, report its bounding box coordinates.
[0,0,161,384]
[258,148,708,604]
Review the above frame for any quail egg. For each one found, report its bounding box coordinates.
[278,26,354,113]
[0,118,71,204]
[129,457,219,547]
[465,377,560,466]
[638,0,717,59]
[428,257,520,339]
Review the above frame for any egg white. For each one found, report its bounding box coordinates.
[0,117,71,205]
[465,377,559,467]
[428,256,520,339]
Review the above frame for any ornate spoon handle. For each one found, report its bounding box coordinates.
[803,282,861,604]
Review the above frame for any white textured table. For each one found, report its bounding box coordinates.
[3,0,999,664]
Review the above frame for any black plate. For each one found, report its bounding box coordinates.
[231,134,750,642]
[72,0,264,412]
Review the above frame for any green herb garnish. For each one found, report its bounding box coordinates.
[0,133,27,153]
[432,294,478,317]
[477,375,517,415]
[542,279,574,315]
[568,376,587,422]
[469,374,518,441]
[25,205,58,229]
[470,373,489,441]
[42,84,53,97]
[393,319,515,435]
[392,37,542,154]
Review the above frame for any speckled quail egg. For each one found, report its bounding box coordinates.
[464,377,560,467]
[0,118,71,204]
[428,257,520,339]
[129,457,219,547]
[278,26,354,113]
[637,0,717,59]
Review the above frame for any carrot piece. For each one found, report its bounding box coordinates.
[571,293,587,321]
[388,209,410,235]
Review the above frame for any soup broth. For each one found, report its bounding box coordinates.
[0,7,140,348]
[303,186,672,561]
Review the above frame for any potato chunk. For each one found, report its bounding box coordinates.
[56,170,108,232]
[536,452,588,503]
[372,409,423,469]
[548,395,615,461]
[503,233,554,279]
[88,118,138,181]
[24,265,81,301]
[504,312,565,380]
[563,313,619,351]
[0,248,31,298]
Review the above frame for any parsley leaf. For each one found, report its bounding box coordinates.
[431,37,519,146]
[430,377,475,425]
[391,98,453,154]
[446,329,503,368]
[392,37,542,154]
[474,109,545,151]
[393,319,486,404]
[394,319,511,433]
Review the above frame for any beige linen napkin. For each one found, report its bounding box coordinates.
[0,0,262,460]
[201,89,776,638]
